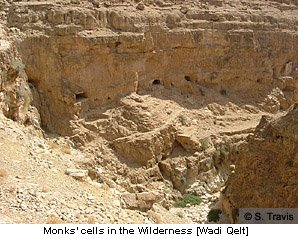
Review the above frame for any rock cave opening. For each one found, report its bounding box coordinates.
[75,92,88,102]
[184,76,191,82]
[152,79,161,85]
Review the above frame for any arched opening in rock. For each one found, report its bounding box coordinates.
[76,92,87,102]
[184,76,191,82]
[152,79,161,85]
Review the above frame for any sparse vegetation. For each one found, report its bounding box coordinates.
[220,89,227,95]
[286,161,293,167]
[213,150,221,160]
[12,60,25,73]
[208,209,222,222]
[200,138,209,150]
[177,115,186,124]
[155,155,162,164]
[0,1,294,225]
[213,137,239,162]
[220,149,229,160]
[18,71,26,79]
[232,144,239,155]
[175,194,203,208]
[180,176,186,184]
[8,60,26,79]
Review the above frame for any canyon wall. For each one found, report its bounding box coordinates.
[6,0,298,134]
[222,104,298,222]
[0,0,298,222]
[0,23,35,125]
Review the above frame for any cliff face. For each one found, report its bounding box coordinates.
[223,104,298,221]
[0,23,35,125]
[0,0,298,223]
[6,0,298,134]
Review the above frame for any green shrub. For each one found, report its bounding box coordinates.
[220,89,227,95]
[12,60,26,78]
[220,149,229,160]
[177,115,186,124]
[232,145,239,155]
[200,138,209,150]
[226,140,232,151]
[12,60,25,72]
[175,194,203,208]
[18,71,26,78]
[155,155,162,164]
[176,212,183,219]
[208,209,222,222]
[23,90,31,110]
[180,177,186,184]
[213,150,220,160]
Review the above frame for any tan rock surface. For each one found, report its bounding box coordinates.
[4,0,297,134]
[0,0,297,224]
[222,105,298,222]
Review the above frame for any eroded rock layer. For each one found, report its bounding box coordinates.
[0,0,297,224]
[222,104,298,222]
[6,0,298,134]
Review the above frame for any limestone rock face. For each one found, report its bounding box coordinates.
[6,0,298,134]
[0,24,36,125]
[1,0,298,224]
[223,105,298,221]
